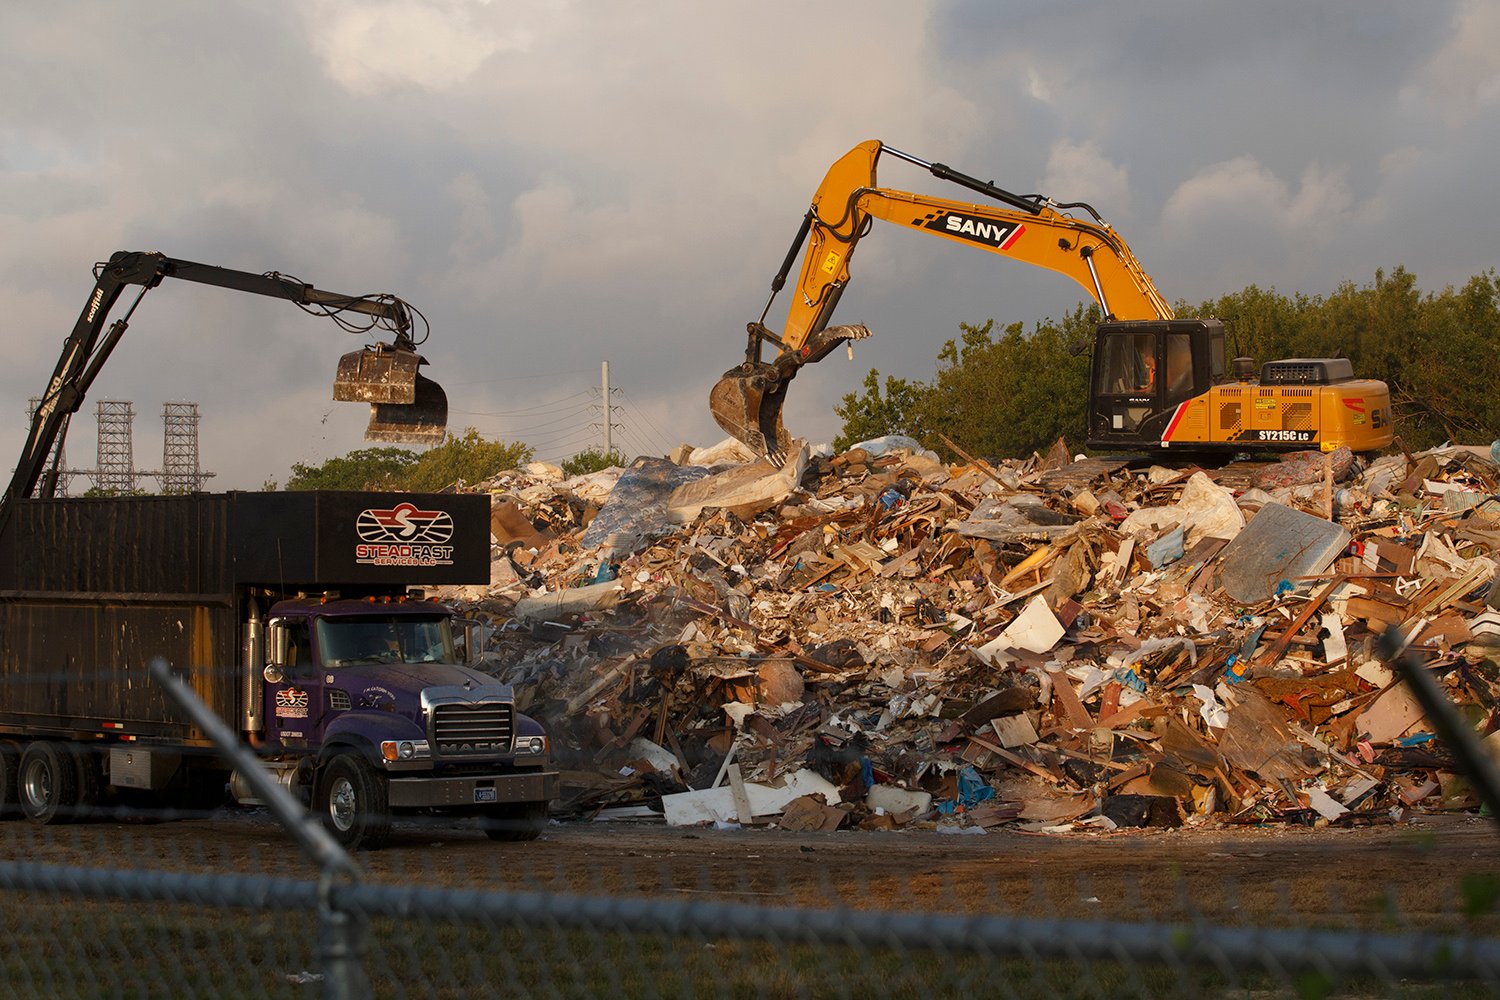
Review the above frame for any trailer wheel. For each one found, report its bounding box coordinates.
[482,801,548,842]
[0,742,20,819]
[19,742,79,824]
[317,754,391,850]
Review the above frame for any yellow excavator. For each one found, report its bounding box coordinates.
[710,139,1393,463]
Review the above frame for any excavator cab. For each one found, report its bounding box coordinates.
[1086,320,1224,450]
[333,342,448,445]
[1087,318,1396,453]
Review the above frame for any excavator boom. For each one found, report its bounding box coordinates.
[710,140,1172,460]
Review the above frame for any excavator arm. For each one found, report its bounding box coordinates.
[710,140,1173,461]
[3,250,447,535]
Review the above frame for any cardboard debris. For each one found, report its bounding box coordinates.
[434,439,1500,834]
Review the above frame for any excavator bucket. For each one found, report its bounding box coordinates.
[709,362,793,464]
[709,325,868,464]
[364,372,448,445]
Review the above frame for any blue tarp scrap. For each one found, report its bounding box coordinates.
[1223,653,1252,685]
[577,456,718,556]
[1225,624,1267,684]
[937,765,995,814]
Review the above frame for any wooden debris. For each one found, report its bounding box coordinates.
[434,439,1499,833]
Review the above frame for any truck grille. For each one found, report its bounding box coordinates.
[431,701,514,756]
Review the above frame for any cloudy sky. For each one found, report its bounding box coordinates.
[3,1,1496,490]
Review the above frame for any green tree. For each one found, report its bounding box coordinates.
[81,486,149,498]
[403,428,533,491]
[832,369,926,451]
[285,447,420,491]
[1401,269,1500,444]
[285,431,533,492]
[1193,284,1307,363]
[561,448,622,476]
[830,266,1500,459]
[916,310,1093,460]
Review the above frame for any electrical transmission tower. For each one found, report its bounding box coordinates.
[24,397,70,497]
[94,400,138,494]
[17,399,215,495]
[160,402,209,493]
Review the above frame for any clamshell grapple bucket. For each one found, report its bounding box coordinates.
[333,343,447,445]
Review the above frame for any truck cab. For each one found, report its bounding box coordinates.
[252,596,555,847]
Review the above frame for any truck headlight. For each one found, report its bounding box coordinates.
[381,739,431,762]
[514,736,547,756]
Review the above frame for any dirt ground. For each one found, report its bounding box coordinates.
[6,808,1498,930]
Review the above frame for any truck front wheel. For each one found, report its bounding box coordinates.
[317,754,391,850]
[19,742,79,824]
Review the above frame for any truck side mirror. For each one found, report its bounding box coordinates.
[453,617,481,666]
[264,622,289,684]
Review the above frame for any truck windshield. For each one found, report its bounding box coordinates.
[315,615,456,667]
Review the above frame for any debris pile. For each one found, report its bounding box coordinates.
[443,436,1500,833]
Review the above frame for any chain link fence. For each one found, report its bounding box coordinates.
[0,658,1496,998]
[1,812,1499,998]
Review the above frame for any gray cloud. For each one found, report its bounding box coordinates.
[2,1,1495,490]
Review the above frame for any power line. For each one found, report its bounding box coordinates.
[624,410,677,456]
[610,405,674,456]
[611,426,657,460]
[612,389,680,453]
[442,367,595,386]
[516,422,598,446]
[533,433,604,463]
[448,389,595,418]
[443,362,682,463]
[486,406,596,437]
[507,438,587,458]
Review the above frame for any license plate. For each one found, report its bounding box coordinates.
[473,787,498,803]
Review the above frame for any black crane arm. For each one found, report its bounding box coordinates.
[3,251,437,535]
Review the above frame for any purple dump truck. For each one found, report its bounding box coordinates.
[0,489,557,849]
